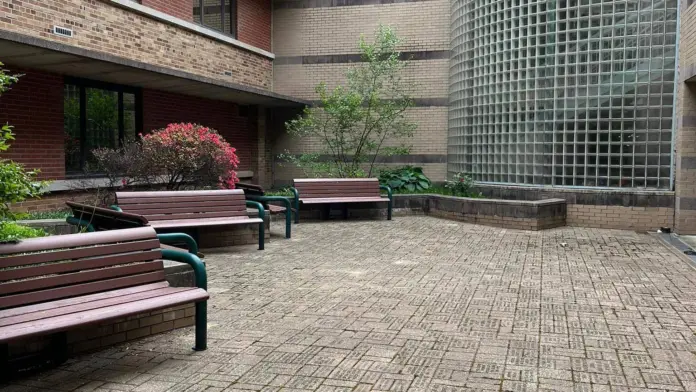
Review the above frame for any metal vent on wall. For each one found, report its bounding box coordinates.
[53,26,73,37]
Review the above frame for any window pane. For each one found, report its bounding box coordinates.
[64,84,81,173]
[192,0,201,24]
[203,0,222,32]
[85,88,119,168]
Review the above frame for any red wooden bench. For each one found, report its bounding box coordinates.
[114,190,266,250]
[236,182,294,239]
[0,227,209,377]
[291,178,392,223]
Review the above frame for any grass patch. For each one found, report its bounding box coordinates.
[18,209,72,221]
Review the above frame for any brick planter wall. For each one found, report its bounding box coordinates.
[286,194,567,231]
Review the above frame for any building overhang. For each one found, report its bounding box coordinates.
[0,31,309,108]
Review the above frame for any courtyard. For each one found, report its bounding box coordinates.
[4,216,696,391]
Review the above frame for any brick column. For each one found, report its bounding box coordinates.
[255,106,272,188]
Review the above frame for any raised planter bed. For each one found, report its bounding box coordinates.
[396,194,567,231]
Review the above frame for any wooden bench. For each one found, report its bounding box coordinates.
[291,178,392,223]
[114,190,266,250]
[236,182,293,239]
[66,201,205,258]
[0,227,209,376]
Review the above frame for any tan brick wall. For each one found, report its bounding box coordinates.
[272,1,449,182]
[567,205,674,232]
[675,5,696,234]
[0,0,272,89]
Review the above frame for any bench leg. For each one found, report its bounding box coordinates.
[51,332,68,365]
[258,222,265,250]
[285,211,292,239]
[0,343,8,382]
[194,301,207,351]
[387,199,393,221]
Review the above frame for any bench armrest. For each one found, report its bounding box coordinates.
[157,232,199,255]
[110,205,123,212]
[290,187,300,223]
[247,195,293,239]
[379,185,393,200]
[245,201,266,250]
[66,217,96,232]
[161,248,207,291]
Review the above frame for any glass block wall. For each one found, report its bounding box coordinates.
[448,0,678,188]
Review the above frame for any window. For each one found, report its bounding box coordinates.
[64,78,142,174]
[192,0,236,37]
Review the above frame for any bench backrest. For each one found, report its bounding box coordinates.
[67,201,149,231]
[293,178,382,199]
[115,190,248,222]
[0,227,164,310]
[236,183,265,198]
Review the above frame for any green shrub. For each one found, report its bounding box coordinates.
[0,221,46,243]
[445,172,483,197]
[379,166,431,192]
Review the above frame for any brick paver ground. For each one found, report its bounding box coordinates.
[5,216,696,392]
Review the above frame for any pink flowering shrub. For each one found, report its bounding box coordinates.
[92,123,239,193]
[141,123,240,189]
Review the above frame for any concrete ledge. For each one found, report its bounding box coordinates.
[393,194,567,231]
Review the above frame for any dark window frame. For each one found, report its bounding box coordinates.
[64,77,143,176]
[192,0,237,37]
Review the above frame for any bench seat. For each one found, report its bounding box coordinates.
[148,216,263,229]
[0,282,207,342]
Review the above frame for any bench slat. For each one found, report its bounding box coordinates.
[117,190,244,198]
[299,197,389,204]
[145,210,249,221]
[0,227,157,256]
[0,287,208,342]
[0,271,165,310]
[117,194,245,205]
[0,282,171,319]
[0,239,161,269]
[298,191,382,198]
[0,261,164,296]
[0,250,162,282]
[0,286,195,327]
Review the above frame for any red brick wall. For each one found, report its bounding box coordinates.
[142,0,193,21]
[238,0,272,52]
[0,67,64,180]
[142,90,257,172]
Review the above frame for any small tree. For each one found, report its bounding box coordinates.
[0,62,47,220]
[281,25,417,178]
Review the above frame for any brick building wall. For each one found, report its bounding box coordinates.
[0,0,272,90]
[675,3,696,234]
[141,0,192,21]
[271,0,449,183]
[142,90,258,173]
[238,0,273,52]
[0,67,65,180]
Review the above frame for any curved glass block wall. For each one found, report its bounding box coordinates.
[448,0,678,188]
